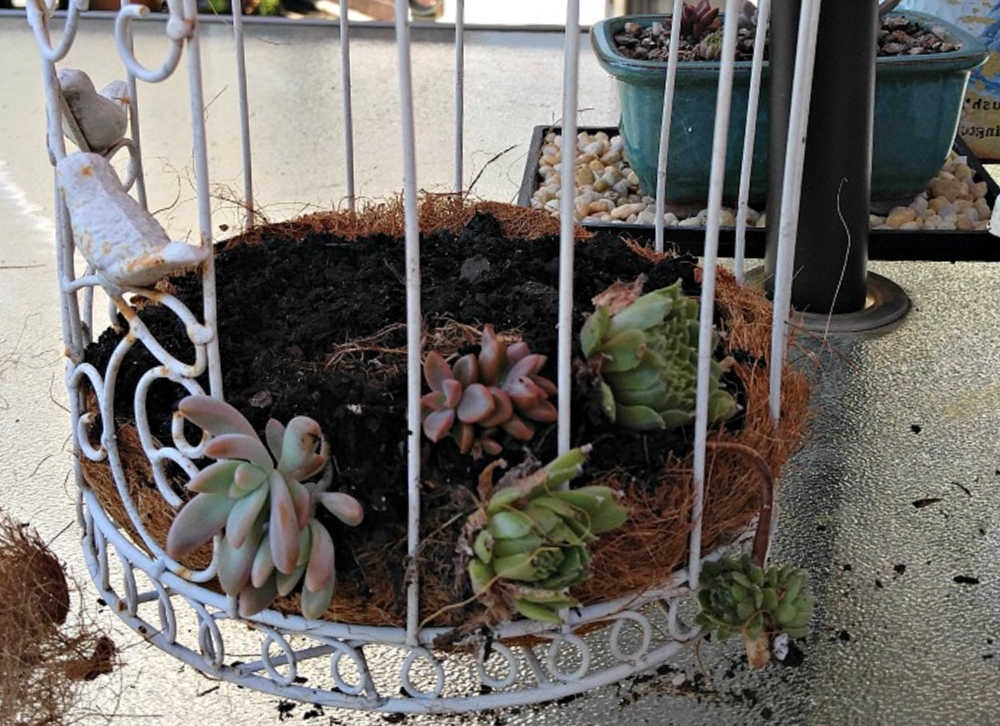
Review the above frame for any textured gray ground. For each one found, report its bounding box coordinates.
[1,15,999,725]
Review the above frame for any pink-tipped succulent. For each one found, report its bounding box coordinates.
[165,395,363,619]
[421,326,558,457]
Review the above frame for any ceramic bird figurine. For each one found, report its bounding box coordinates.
[56,152,208,289]
[58,68,129,153]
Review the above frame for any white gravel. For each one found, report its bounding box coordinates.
[531,130,992,232]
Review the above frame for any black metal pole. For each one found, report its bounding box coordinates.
[765,0,877,314]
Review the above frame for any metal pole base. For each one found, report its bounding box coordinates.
[746,267,911,335]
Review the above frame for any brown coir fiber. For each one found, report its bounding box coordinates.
[82,200,809,629]
[0,512,117,725]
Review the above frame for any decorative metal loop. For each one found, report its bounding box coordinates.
[260,629,299,687]
[609,611,653,662]
[148,575,178,643]
[665,596,700,642]
[475,641,520,690]
[545,633,590,682]
[326,641,373,696]
[117,548,139,616]
[94,525,110,592]
[400,648,445,699]
[68,362,107,460]
[26,0,87,63]
[134,369,204,506]
[121,308,206,380]
[114,0,186,84]
[192,601,225,670]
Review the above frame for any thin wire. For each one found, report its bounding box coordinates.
[734,0,770,283]
[557,0,581,459]
[654,0,684,253]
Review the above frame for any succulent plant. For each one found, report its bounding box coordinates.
[695,555,813,668]
[580,278,739,432]
[466,446,628,623]
[677,0,719,39]
[421,325,557,457]
[165,395,362,619]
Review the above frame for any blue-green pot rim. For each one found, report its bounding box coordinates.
[591,10,988,84]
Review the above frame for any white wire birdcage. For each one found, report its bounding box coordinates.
[27,0,818,712]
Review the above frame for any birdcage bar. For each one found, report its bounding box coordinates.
[653,0,683,254]
[180,0,224,398]
[557,0,581,458]
[770,0,822,423]
[119,0,149,209]
[454,0,465,193]
[231,0,254,223]
[341,0,356,211]
[689,0,744,589]
[393,0,423,646]
[734,0,770,283]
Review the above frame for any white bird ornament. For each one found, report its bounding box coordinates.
[56,152,208,289]
[57,68,130,153]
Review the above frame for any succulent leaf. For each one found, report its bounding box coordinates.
[305,520,336,593]
[178,395,257,438]
[225,483,268,548]
[301,579,336,620]
[265,419,285,460]
[251,535,275,588]
[511,598,563,623]
[238,576,278,618]
[166,493,233,560]
[457,383,495,424]
[217,526,261,596]
[452,355,479,388]
[318,491,364,527]
[204,433,274,471]
[187,460,240,495]
[423,352,453,393]
[268,470,300,574]
[278,417,322,476]
[232,461,267,496]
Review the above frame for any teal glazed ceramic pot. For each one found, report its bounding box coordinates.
[591,11,988,204]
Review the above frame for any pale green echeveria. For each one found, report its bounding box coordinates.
[580,279,740,432]
[695,555,813,667]
[164,395,363,619]
[467,446,629,624]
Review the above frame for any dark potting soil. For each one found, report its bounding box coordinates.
[84,212,744,607]
[613,14,957,63]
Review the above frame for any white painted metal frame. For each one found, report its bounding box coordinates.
[29,0,815,711]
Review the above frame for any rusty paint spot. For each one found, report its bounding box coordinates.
[116,601,126,612]
[176,566,191,579]
[80,165,93,176]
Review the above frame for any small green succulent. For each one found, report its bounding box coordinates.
[165,395,362,619]
[422,325,557,457]
[467,446,628,623]
[695,555,813,668]
[580,278,739,432]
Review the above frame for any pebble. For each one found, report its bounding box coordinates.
[531,132,995,232]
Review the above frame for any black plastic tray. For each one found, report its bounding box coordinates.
[516,125,1000,262]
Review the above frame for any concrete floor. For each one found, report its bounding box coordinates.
[2,14,1000,725]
